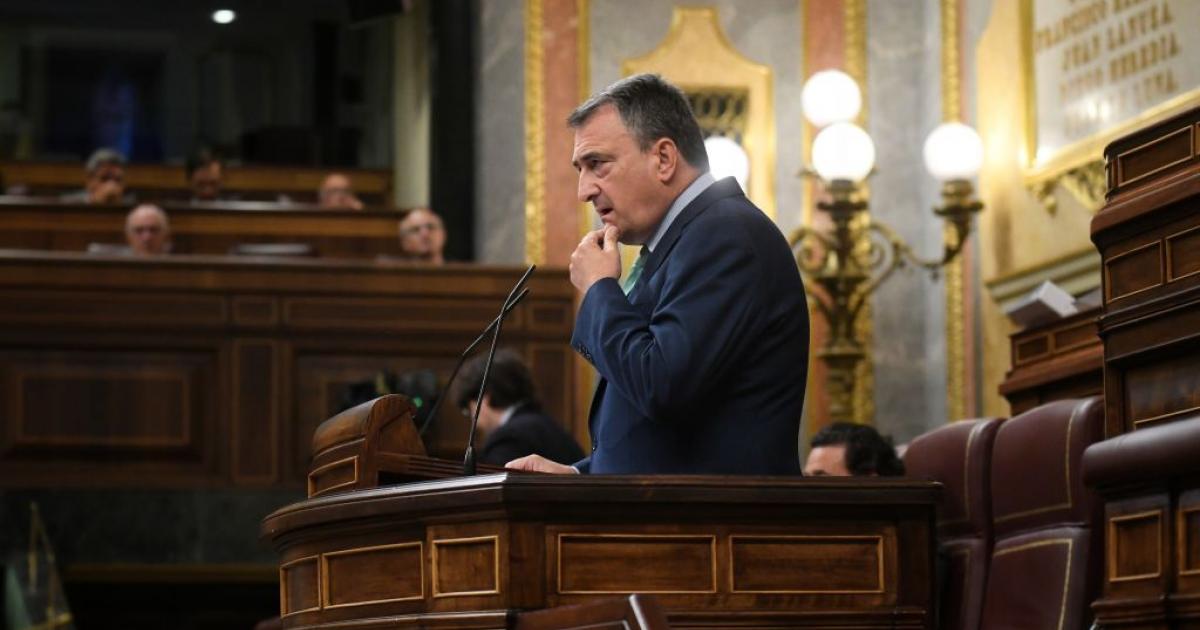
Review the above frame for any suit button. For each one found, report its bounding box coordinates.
[592,444,597,452]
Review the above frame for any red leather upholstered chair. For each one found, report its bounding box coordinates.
[979,397,1105,630]
[905,417,1004,630]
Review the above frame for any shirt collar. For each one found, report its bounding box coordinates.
[498,404,520,427]
[645,172,716,253]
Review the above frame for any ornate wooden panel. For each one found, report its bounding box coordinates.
[999,307,1102,414]
[323,542,424,608]
[0,251,576,486]
[262,475,939,629]
[1093,105,1200,437]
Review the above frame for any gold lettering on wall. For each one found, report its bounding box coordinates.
[1026,0,1197,173]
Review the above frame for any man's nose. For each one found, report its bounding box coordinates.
[577,173,598,203]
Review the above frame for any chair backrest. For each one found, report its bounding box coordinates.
[905,417,1003,630]
[979,396,1104,630]
[515,595,670,630]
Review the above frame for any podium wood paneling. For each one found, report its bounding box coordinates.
[261,474,939,629]
[0,198,406,258]
[0,161,392,205]
[1092,105,1200,438]
[0,251,576,487]
[999,306,1102,414]
[1083,104,1200,629]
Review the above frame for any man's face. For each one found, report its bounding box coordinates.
[319,174,359,209]
[803,445,852,476]
[86,163,125,204]
[464,398,502,435]
[572,105,669,245]
[125,207,169,255]
[191,162,223,201]
[399,209,446,260]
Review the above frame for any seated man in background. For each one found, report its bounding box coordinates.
[453,349,584,467]
[317,172,363,210]
[186,148,226,202]
[398,207,446,264]
[803,422,906,477]
[62,148,130,204]
[124,204,171,256]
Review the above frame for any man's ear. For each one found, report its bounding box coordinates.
[652,138,679,183]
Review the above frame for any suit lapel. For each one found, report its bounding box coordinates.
[638,176,744,284]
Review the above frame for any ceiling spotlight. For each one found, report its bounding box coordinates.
[212,9,236,24]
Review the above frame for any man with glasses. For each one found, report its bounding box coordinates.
[398,207,447,264]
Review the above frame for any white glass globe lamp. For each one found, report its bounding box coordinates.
[923,122,984,181]
[801,70,862,128]
[704,136,750,191]
[811,122,875,183]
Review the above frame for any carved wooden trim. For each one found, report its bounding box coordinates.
[1179,506,1200,577]
[727,534,885,594]
[1108,510,1164,583]
[321,542,425,609]
[307,455,360,498]
[431,535,501,598]
[556,533,718,595]
[279,555,321,617]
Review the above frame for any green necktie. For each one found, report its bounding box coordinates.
[622,247,648,295]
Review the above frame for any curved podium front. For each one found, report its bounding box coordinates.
[262,473,939,629]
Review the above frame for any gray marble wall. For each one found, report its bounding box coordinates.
[474,1,805,263]
[866,0,948,444]
[474,2,527,264]
[588,1,806,236]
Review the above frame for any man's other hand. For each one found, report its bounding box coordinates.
[505,454,579,474]
[569,225,621,293]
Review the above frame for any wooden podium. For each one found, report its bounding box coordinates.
[262,397,940,629]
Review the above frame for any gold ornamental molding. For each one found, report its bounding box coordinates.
[845,0,874,424]
[942,0,968,422]
[524,0,547,265]
[577,0,593,239]
[621,6,777,220]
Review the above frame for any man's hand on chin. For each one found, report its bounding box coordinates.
[569,225,622,293]
[505,454,579,474]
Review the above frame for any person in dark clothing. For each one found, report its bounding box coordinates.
[804,422,906,477]
[452,349,584,466]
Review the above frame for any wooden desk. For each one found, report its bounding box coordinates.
[0,198,406,258]
[0,251,578,487]
[1091,105,1200,437]
[0,161,392,205]
[262,474,939,629]
[998,306,1102,415]
[1081,104,1200,628]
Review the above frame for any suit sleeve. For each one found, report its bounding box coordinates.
[572,213,764,422]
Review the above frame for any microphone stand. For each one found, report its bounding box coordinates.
[417,287,529,436]
[463,265,536,475]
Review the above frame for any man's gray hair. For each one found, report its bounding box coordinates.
[568,74,710,172]
[125,203,169,231]
[85,147,127,174]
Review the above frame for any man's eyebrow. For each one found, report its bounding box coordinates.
[572,150,608,168]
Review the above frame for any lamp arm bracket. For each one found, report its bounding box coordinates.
[869,218,969,277]
[789,226,837,275]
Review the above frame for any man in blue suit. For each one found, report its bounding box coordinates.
[508,74,809,474]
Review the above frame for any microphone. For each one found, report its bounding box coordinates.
[417,286,530,436]
[463,264,536,475]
